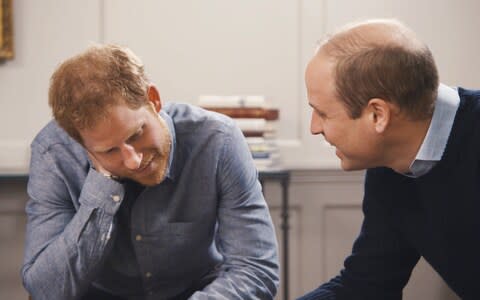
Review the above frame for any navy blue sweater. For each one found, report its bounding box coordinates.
[299,88,480,300]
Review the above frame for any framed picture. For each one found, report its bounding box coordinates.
[0,0,13,59]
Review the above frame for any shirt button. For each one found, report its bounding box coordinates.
[111,195,120,202]
[135,235,142,241]
[145,272,152,278]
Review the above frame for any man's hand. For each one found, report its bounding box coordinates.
[87,151,120,180]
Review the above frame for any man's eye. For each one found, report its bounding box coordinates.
[105,148,116,154]
[314,109,326,119]
[129,125,145,143]
[130,131,142,142]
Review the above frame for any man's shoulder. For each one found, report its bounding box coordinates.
[457,87,480,114]
[447,87,480,149]
[31,120,82,154]
[164,102,235,135]
[458,87,480,100]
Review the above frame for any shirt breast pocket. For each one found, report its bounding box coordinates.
[147,222,215,277]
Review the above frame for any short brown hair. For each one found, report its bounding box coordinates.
[320,19,438,120]
[49,44,150,142]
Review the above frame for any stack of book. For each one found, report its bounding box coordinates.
[199,95,280,171]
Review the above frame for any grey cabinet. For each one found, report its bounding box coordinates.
[264,170,459,300]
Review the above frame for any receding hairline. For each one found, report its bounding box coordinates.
[316,18,424,56]
[309,18,439,120]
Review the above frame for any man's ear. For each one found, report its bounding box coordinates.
[366,98,392,133]
[147,85,162,113]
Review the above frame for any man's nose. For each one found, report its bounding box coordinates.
[310,112,323,135]
[121,144,143,170]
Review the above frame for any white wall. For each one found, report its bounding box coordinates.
[1,0,479,173]
[0,0,101,173]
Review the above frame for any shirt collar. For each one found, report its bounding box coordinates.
[158,109,177,181]
[406,83,460,177]
[415,83,460,161]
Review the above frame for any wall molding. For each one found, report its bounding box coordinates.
[0,140,30,174]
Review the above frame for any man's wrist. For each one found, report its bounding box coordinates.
[102,172,121,181]
[91,166,121,181]
[83,168,126,215]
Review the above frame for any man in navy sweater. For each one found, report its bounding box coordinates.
[299,18,480,299]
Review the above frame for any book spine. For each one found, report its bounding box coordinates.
[204,108,279,120]
[198,95,265,108]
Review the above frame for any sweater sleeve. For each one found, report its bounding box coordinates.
[298,168,420,300]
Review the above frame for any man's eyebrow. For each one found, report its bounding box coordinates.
[309,102,325,114]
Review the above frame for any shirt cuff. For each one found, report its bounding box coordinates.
[79,168,126,215]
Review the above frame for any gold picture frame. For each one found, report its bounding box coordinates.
[0,0,13,59]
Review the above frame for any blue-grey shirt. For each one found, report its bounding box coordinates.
[22,103,279,300]
[406,84,460,177]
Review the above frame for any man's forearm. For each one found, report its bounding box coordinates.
[22,170,125,300]
[189,189,279,299]
[189,260,279,300]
